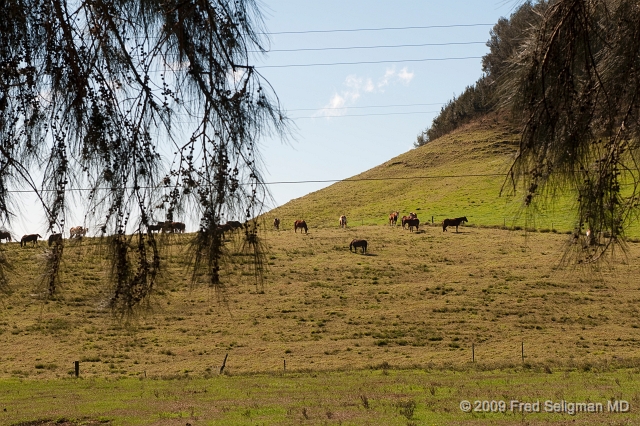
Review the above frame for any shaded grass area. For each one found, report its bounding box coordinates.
[1,369,639,425]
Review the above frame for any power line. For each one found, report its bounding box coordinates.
[288,102,446,112]
[292,110,441,119]
[4,172,507,194]
[260,56,483,68]
[261,23,494,35]
[260,41,486,53]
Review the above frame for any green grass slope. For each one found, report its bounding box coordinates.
[267,117,586,234]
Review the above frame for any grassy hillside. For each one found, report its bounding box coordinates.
[268,116,628,235]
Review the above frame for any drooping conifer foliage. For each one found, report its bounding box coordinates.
[504,0,640,261]
[0,0,286,314]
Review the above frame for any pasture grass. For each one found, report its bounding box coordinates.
[1,368,639,425]
[0,222,640,423]
[267,117,640,238]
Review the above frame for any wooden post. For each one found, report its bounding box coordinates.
[431,216,434,224]
[220,353,228,374]
[521,342,524,363]
[472,343,475,363]
[74,361,80,377]
[283,359,286,373]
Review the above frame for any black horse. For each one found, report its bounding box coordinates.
[20,234,42,247]
[405,218,419,232]
[48,233,63,246]
[442,216,468,232]
[349,239,368,253]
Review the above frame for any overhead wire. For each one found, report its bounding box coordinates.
[4,172,507,194]
[258,41,486,53]
[260,23,494,35]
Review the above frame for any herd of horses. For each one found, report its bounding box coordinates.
[273,211,468,255]
[2,220,189,248]
[148,221,186,233]
[2,213,468,252]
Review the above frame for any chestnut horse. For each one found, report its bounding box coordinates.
[273,217,280,230]
[339,215,347,228]
[349,239,367,253]
[294,220,308,234]
[388,211,399,226]
[69,226,88,238]
[442,216,468,232]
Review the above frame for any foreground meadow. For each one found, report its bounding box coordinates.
[1,224,639,424]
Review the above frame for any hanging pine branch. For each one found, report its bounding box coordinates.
[0,0,287,313]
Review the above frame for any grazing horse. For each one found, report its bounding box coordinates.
[228,220,244,230]
[148,222,164,233]
[388,211,399,226]
[401,213,416,229]
[273,217,280,230]
[69,226,88,238]
[20,234,42,247]
[294,220,308,234]
[405,218,420,232]
[48,233,63,246]
[339,215,347,228]
[0,231,11,242]
[349,239,368,253]
[442,216,468,233]
[172,222,186,233]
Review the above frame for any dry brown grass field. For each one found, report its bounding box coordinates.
[1,225,639,377]
[1,224,640,424]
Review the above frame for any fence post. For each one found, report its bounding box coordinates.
[220,353,228,374]
[431,216,434,224]
[283,359,286,373]
[472,343,475,363]
[521,342,524,363]
[74,361,80,377]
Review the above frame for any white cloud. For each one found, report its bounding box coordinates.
[317,68,415,117]
[398,67,414,85]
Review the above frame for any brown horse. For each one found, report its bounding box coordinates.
[388,211,399,226]
[349,239,367,253]
[20,234,42,247]
[48,233,63,246]
[69,226,88,238]
[339,215,347,228]
[294,220,308,234]
[0,231,11,242]
[442,216,468,232]
[273,217,280,230]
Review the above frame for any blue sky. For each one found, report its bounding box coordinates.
[256,0,521,209]
[11,0,522,237]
